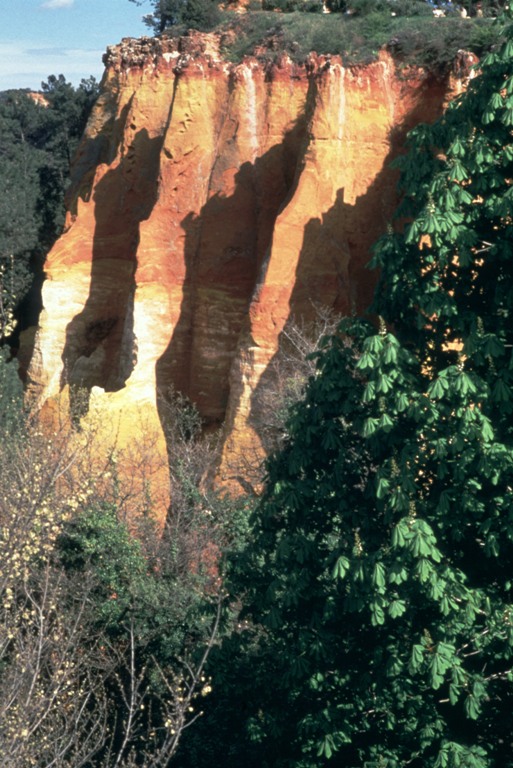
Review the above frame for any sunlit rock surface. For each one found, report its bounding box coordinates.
[22,34,474,519]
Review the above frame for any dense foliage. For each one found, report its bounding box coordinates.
[2,3,513,766]
[129,0,221,32]
[0,75,98,342]
[175,12,513,768]
[0,352,242,767]
[129,0,500,67]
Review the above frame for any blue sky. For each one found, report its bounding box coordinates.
[0,0,150,91]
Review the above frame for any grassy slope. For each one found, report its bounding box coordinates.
[174,3,500,71]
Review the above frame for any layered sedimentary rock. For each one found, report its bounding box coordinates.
[22,34,475,518]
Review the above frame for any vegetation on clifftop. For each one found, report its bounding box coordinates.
[130,0,503,68]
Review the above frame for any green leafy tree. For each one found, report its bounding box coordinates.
[0,93,43,337]
[37,75,99,247]
[205,13,513,768]
[0,76,98,342]
[129,0,220,32]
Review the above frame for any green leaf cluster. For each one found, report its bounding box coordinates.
[184,12,513,768]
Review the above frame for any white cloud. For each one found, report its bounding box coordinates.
[41,0,75,9]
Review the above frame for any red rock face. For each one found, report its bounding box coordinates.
[22,35,472,518]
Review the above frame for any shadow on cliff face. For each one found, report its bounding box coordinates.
[246,185,365,456]
[61,127,162,422]
[15,101,136,379]
[247,77,451,456]
[67,98,135,213]
[156,118,308,437]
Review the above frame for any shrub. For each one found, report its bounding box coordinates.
[0,353,243,767]
[388,0,433,15]
[220,9,500,67]
[182,0,222,30]
[348,0,389,15]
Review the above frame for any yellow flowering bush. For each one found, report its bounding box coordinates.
[0,356,230,767]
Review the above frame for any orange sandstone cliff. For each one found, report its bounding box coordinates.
[21,34,474,519]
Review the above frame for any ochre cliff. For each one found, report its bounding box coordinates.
[21,34,475,519]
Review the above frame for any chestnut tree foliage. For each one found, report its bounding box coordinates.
[202,13,513,768]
